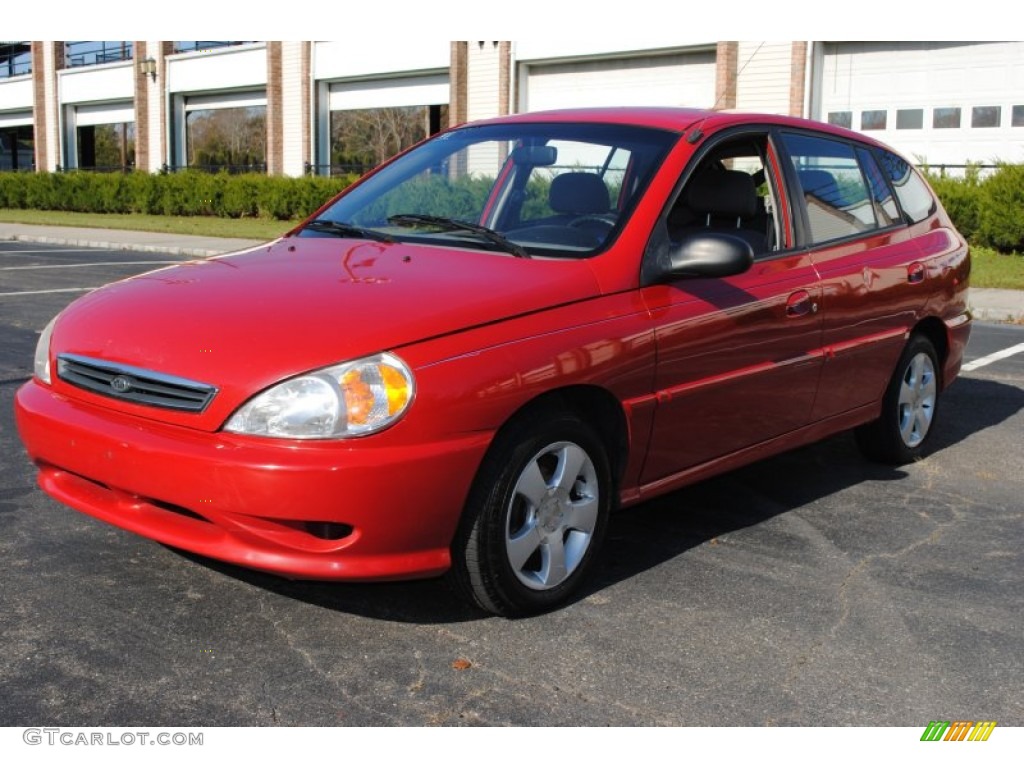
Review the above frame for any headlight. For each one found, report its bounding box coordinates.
[33,316,58,385]
[224,353,415,439]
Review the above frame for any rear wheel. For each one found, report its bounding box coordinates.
[856,334,940,464]
[450,409,612,616]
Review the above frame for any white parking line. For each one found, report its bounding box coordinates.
[0,287,101,297]
[0,261,173,271]
[962,342,1024,372]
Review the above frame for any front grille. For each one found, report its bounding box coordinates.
[57,353,217,413]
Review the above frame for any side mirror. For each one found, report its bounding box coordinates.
[665,233,755,279]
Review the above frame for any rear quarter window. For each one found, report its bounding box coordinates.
[875,149,937,224]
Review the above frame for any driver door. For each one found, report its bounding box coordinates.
[638,131,823,489]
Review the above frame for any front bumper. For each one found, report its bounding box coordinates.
[15,380,492,581]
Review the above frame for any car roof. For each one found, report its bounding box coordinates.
[459,107,893,151]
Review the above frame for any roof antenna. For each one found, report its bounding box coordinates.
[687,41,765,144]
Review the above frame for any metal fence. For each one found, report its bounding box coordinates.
[45,164,269,175]
[65,41,133,68]
[162,163,268,174]
[173,42,257,54]
[65,165,134,173]
[919,163,1002,179]
[0,42,31,78]
[304,163,374,177]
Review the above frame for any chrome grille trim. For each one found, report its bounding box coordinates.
[56,353,217,413]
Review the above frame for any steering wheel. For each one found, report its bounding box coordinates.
[568,214,617,231]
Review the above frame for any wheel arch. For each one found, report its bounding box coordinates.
[911,316,949,387]
[488,385,630,488]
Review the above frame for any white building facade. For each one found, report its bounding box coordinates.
[1,40,1021,175]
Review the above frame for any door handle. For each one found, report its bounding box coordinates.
[786,290,817,318]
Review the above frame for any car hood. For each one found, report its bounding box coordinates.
[49,236,602,430]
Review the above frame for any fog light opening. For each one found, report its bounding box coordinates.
[304,521,354,540]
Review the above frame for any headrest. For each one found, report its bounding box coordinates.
[684,169,758,219]
[550,173,610,215]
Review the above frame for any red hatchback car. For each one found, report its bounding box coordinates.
[16,108,971,615]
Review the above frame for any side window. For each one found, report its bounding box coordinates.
[781,133,875,244]
[666,135,784,257]
[856,147,900,227]
[875,149,937,224]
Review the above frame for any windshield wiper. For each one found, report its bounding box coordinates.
[387,214,529,258]
[305,219,394,244]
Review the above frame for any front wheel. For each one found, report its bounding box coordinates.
[856,334,941,464]
[450,410,612,616]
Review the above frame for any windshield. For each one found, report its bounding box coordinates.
[303,122,678,258]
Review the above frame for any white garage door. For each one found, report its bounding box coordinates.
[520,51,716,112]
[820,41,1024,166]
[0,110,33,128]
[328,73,449,111]
[73,101,135,127]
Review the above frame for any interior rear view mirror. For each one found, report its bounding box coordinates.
[511,145,557,166]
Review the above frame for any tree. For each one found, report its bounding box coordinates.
[330,107,429,170]
[91,123,135,169]
[187,107,266,170]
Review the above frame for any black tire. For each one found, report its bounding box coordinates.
[449,409,613,616]
[855,334,941,464]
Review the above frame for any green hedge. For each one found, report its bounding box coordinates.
[924,164,1024,253]
[0,170,359,221]
[1,165,1021,251]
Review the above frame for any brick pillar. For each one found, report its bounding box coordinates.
[498,41,511,116]
[789,42,808,118]
[714,41,738,111]
[31,41,63,171]
[450,42,468,127]
[266,42,283,175]
[134,41,149,172]
[134,41,171,172]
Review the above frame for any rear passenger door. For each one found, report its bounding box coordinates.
[777,132,922,420]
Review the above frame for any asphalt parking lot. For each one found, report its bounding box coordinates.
[1,241,1022,726]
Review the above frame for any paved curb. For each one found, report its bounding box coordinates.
[970,308,1024,324]
[0,228,265,259]
[1,233,229,258]
[969,289,1024,325]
